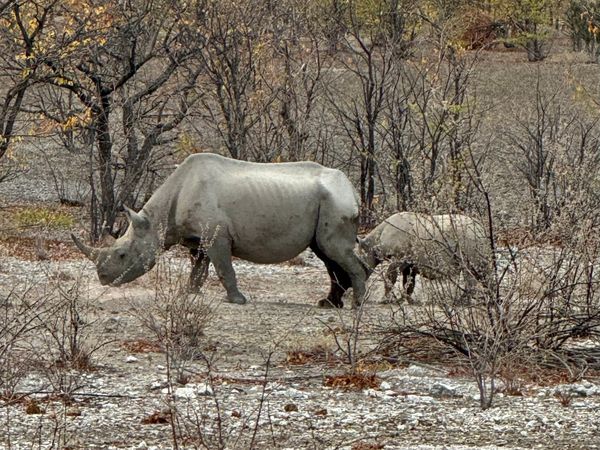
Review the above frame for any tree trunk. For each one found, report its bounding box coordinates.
[94,98,117,238]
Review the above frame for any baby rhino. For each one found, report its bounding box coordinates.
[358,212,491,303]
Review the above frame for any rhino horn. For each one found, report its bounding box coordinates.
[71,233,99,261]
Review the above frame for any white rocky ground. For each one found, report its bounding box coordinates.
[1,254,599,450]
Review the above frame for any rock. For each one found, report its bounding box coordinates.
[365,388,387,398]
[554,383,598,398]
[525,419,538,429]
[162,384,213,399]
[125,355,138,363]
[283,387,307,399]
[430,382,459,397]
[149,380,167,391]
[406,364,441,378]
[103,317,122,332]
[196,383,214,396]
[404,394,435,404]
[380,381,392,390]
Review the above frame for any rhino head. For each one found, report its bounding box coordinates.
[356,237,378,275]
[72,207,159,286]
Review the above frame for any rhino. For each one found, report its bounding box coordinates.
[72,153,367,308]
[358,212,491,303]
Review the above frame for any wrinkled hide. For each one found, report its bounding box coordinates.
[72,153,367,308]
[359,212,491,302]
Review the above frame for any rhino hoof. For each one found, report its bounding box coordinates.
[227,295,248,305]
[317,298,343,309]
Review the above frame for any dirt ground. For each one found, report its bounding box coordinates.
[1,249,599,450]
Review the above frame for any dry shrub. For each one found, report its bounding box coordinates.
[141,409,172,425]
[496,228,564,248]
[121,339,162,354]
[352,443,385,450]
[285,255,306,266]
[25,398,45,415]
[1,265,106,404]
[459,7,502,50]
[0,236,83,261]
[132,256,216,385]
[35,271,105,372]
[324,372,380,391]
[286,345,337,366]
[313,408,327,417]
[554,391,573,407]
[0,286,45,400]
[354,360,396,373]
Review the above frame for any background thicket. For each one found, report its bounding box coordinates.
[4,0,600,236]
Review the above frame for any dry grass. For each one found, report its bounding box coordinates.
[285,345,338,366]
[0,236,83,260]
[24,399,44,415]
[554,391,573,407]
[121,339,162,354]
[351,443,385,450]
[323,372,381,391]
[141,409,172,425]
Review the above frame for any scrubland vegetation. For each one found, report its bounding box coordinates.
[1,0,600,448]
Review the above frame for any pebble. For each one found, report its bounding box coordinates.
[380,381,392,390]
[430,382,460,397]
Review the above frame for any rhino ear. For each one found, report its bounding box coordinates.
[123,205,149,231]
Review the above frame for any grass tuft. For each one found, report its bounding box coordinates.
[15,206,75,229]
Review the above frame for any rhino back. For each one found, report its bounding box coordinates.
[412,214,489,277]
[375,212,420,258]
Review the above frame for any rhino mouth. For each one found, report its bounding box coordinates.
[98,276,112,286]
[98,273,121,286]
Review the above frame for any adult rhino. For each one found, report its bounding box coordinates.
[72,153,367,308]
[358,212,491,303]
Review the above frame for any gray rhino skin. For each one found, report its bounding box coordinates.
[359,212,490,302]
[72,153,367,308]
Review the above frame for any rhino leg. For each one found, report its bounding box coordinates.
[310,242,350,308]
[335,251,366,309]
[456,272,477,305]
[383,262,416,304]
[402,265,419,304]
[384,261,400,301]
[206,237,247,305]
[313,232,366,309]
[189,248,210,292]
